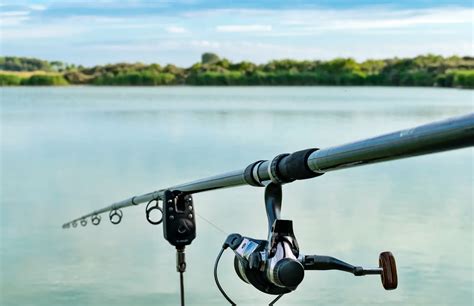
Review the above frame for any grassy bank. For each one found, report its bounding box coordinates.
[1,54,473,88]
[0,71,68,86]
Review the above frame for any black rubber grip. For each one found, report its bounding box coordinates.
[244,160,265,187]
[278,148,323,181]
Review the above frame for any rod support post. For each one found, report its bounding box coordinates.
[176,246,186,273]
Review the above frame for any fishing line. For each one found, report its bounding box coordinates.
[196,212,228,235]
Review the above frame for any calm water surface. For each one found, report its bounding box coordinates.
[1,87,473,306]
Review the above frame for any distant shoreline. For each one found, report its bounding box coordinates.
[1,85,469,91]
[1,54,473,88]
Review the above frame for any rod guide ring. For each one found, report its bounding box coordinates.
[146,199,163,225]
[91,215,101,225]
[109,209,123,224]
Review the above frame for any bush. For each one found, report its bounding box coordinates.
[21,75,69,86]
[92,72,176,85]
[63,71,92,84]
[2,54,474,88]
[452,70,474,89]
[400,71,435,86]
[0,74,22,86]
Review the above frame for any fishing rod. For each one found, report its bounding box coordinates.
[63,113,474,305]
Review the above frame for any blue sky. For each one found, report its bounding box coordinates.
[0,1,472,66]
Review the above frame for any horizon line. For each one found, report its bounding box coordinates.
[1,53,472,68]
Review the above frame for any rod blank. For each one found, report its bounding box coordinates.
[308,113,474,173]
[62,113,474,228]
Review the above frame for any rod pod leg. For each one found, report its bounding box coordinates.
[176,246,187,306]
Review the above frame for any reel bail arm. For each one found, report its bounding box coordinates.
[264,183,282,239]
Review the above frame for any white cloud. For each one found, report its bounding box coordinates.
[183,8,273,18]
[1,4,471,66]
[190,40,221,48]
[216,24,272,33]
[0,11,30,26]
[165,26,188,34]
[190,7,472,35]
[0,11,30,17]
[0,24,85,39]
[283,7,473,31]
[91,40,187,52]
[29,4,47,11]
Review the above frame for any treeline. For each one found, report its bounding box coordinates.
[0,56,77,72]
[1,54,473,88]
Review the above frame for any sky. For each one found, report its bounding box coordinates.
[0,0,472,66]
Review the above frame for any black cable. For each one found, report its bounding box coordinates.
[214,248,236,306]
[179,271,185,306]
[269,294,284,305]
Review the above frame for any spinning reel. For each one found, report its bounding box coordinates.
[214,183,398,305]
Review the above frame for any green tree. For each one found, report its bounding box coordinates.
[201,53,220,64]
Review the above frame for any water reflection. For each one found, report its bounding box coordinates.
[1,87,472,306]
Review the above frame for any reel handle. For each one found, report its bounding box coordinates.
[379,252,398,290]
[302,252,398,290]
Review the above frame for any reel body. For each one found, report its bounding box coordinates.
[226,182,306,295]
[231,219,304,295]
[233,220,304,295]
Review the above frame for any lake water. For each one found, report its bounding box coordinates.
[0,87,472,306]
